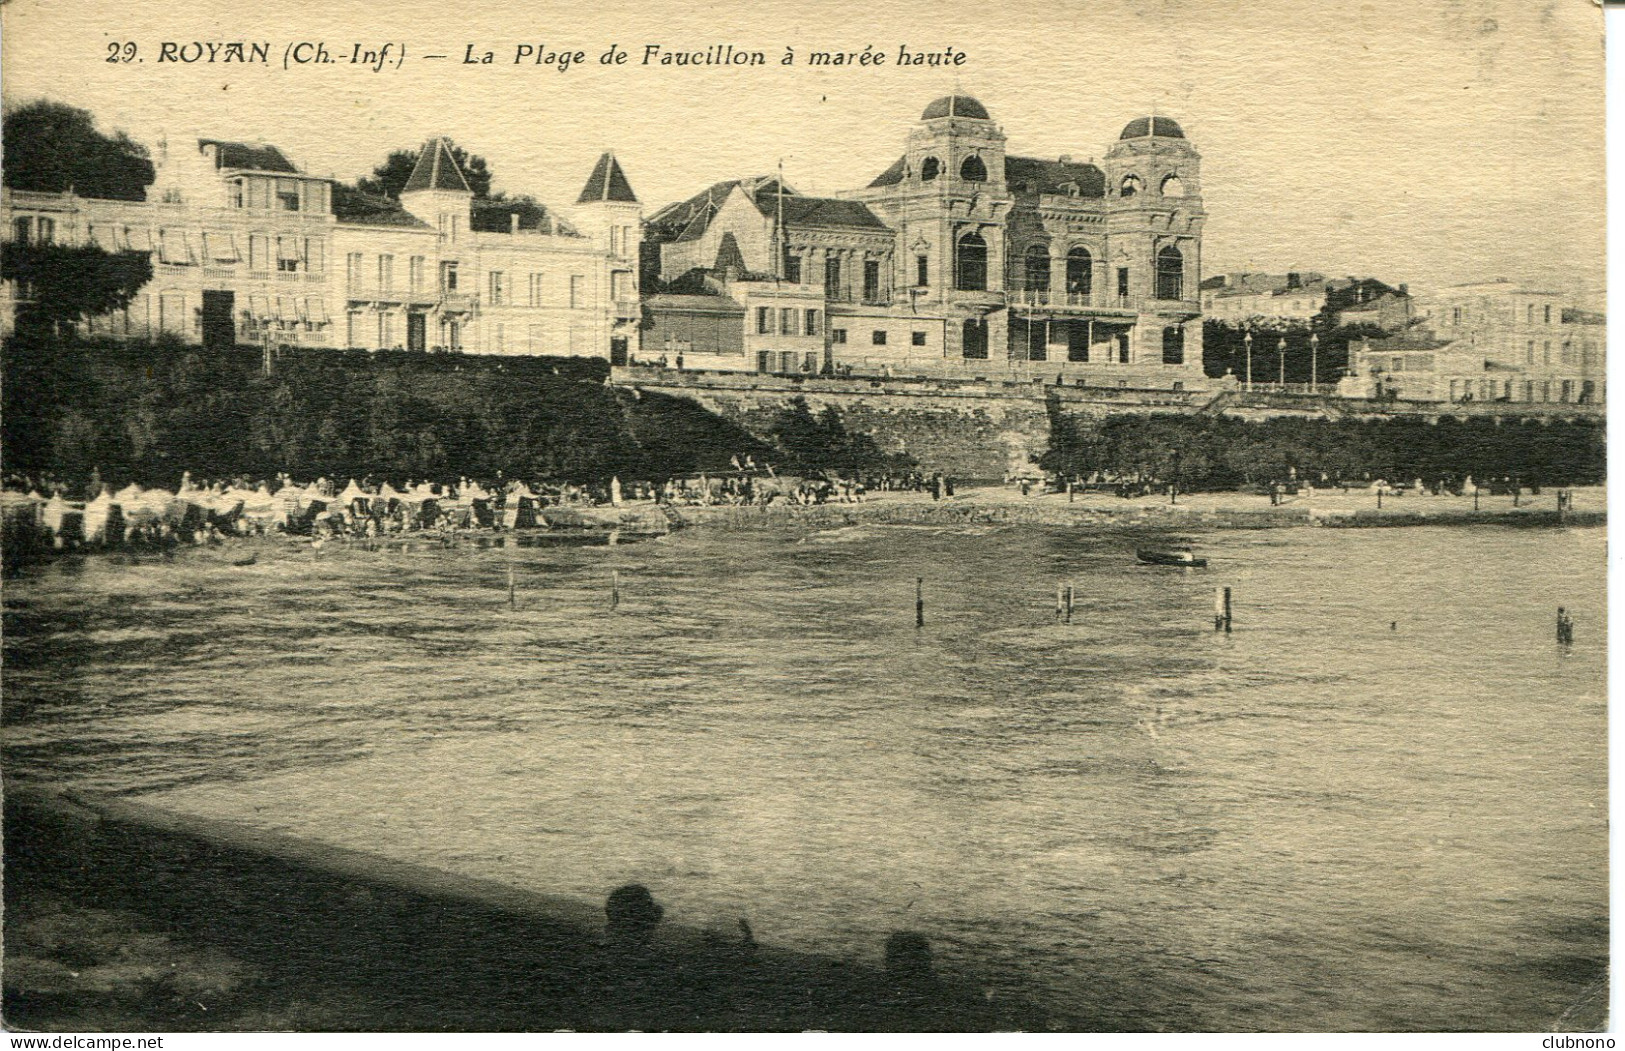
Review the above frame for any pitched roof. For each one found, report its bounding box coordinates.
[646,176,875,243]
[867,155,909,188]
[577,152,638,204]
[199,139,300,174]
[402,137,472,194]
[332,190,433,228]
[1004,155,1106,198]
[645,179,756,242]
[750,193,887,231]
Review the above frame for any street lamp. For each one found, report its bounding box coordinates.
[1309,331,1320,389]
[1244,329,1253,391]
[1277,336,1287,386]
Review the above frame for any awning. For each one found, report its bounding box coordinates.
[276,236,300,262]
[157,229,193,265]
[276,296,298,321]
[248,293,272,319]
[305,297,330,323]
[206,232,241,263]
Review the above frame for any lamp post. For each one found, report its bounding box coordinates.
[1277,336,1287,386]
[1310,331,1320,390]
[1244,329,1253,391]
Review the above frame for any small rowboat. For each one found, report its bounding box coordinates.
[1137,547,1207,568]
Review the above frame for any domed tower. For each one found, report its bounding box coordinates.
[1103,116,1203,303]
[1101,115,1204,375]
[906,95,1008,196]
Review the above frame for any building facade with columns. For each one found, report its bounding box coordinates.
[642,95,1207,387]
[2,135,642,362]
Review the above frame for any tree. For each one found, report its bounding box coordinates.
[3,100,154,201]
[355,142,493,199]
[1,242,152,335]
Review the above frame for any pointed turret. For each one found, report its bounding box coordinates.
[399,137,473,233]
[404,137,473,194]
[577,151,638,204]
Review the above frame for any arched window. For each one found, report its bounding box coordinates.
[1120,174,1143,198]
[960,155,988,182]
[920,156,941,182]
[1023,244,1051,293]
[1156,244,1184,301]
[962,317,988,359]
[956,231,988,291]
[1160,173,1185,197]
[1066,247,1093,296]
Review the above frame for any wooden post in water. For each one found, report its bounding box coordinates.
[1065,584,1074,625]
[915,577,924,629]
[508,566,516,609]
[1377,488,1383,510]
[612,570,621,611]
[1213,586,1233,634]
[1068,481,1075,504]
[1513,479,1521,508]
[1055,582,1065,622]
[1473,487,1480,512]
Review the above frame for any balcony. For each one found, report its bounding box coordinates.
[1008,290,1201,318]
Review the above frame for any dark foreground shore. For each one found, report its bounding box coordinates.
[3,789,1047,1032]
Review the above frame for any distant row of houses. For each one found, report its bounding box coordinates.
[0,97,1604,405]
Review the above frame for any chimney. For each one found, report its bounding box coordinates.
[1058,154,1072,164]
[1287,272,1301,290]
[510,212,519,234]
[1399,283,1408,296]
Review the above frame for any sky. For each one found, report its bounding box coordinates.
[1,0,1606,305]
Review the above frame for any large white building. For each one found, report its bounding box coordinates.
[2,136,642,362]
[642,96,1209,389]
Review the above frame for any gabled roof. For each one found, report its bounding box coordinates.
[199,139,300,174]
[1004,155,1105,198]
[646,176,868,243]
[577,151,638,204]
[403,137,472,194]
[646,179,760,242]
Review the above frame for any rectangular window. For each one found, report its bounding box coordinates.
[10,217,29,244]
[825,256,842,296]
[805,309,820,336]
[780,308,796,336]
[1545,305,1553,324]
[276,236,301,272]
[1452,307,1462,324]
[783,251,802,284]
[864,259,881,301]
[528,324,544,351]
[495,323,506,352]
[912,331,927,347]
[530,273,544,306]
[409,256,425,291]
[1117,267,1130,299]
[378,311,395,348]
[276,179,300,211]
[832,328,847,344]
[489,271,506,305]
[1526,341,1535,364]
[1543,341,1552,364]
[570,275,584,309]
[232,179,245,208]
[306,238,324,273]
[347,311,362,347]
[757,307,773,334]
[441,261,458,292]
[916,255,929,287]
[36,217,55,244]
[378,254,394,290]
[248,234,268,271]
[872,330,887,346]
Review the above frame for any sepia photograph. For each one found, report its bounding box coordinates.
[0,0,1609,1037]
